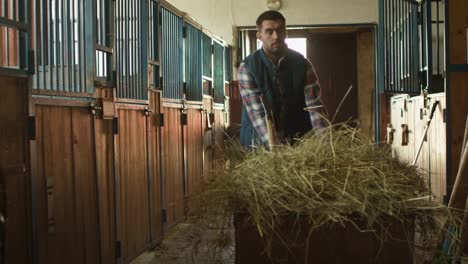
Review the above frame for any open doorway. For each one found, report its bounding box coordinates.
[235,25,376,139]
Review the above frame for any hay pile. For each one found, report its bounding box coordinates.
[188,124,461,261]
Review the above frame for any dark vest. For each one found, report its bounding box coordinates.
[240,49,311,148]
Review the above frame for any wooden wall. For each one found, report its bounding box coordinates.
[185,108,204,196]
[390,93,447,203]
[447,0,468,195]
[115,104,152,262]
[148,91,163,244]
[33,101,100,264]
[161,104,185,228]
[0,76,31,264]
[357,30,375,139]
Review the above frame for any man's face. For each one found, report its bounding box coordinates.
[257,19,287,57]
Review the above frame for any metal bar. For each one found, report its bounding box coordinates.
[426,0,433,92]
[78,0,83,92]
[54,0,60,90]
[141,0,148,99]
[66,0,72,91]
[100,0,104,46]
[117,0,122,95]
[61,0,67,91]
[436,0,440,75]
[18,0,26,70]
[48,0,53,90]
[413,3,418,91]
[124,0,129,98]
[391,0,395,92]
[71,0,76,92]
[84,0,95,93]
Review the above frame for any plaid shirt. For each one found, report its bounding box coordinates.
[238,54,327,145]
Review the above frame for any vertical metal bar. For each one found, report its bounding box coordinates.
[391,0,395,92]
[141,0,147,99]
[125,0,129,98]
[39,0,45,88]
[436,0,440,75]
[85,0,95,93]
[101,0,104,46]
[118,0,122,96]
[54,0,60,90]
[129,0,136,98]
[47,0,53,89]
[384,0,391,91]
[413,3,419,92]
[137,0,141,99]
[61,0,67,91]
[426,0,433,92]
[66,0,72,91]
[402,0,406,91]
[70,0,75,91]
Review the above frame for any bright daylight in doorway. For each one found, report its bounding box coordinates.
[257,37,307,58]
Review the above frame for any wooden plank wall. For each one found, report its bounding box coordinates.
[0,77,31,264]
[213,107,226,176]
[185,108,204,196]
[161,105,185,227]
[115,105,151,262]
[447,0,468,196]
[148,91,163,243]
[33,103,100,264]
[427,94,447,202]
[357,30,375,139]
[390,93,447,203]
[390,95,410,162]
[94,117,116,264]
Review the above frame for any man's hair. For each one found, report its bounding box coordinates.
[256,10,286,29]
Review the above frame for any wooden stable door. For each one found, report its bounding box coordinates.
[0,77,32,264]
[114,104,155,262]
[32,101,101,264]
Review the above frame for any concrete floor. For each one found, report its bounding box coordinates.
[131,222,235,264]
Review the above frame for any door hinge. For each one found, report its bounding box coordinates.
[115,241,121,258]
[443,108,446,123]
[112,117,119,135]
[158,113,164,127]
[162,209,167,223]
[28,116,36,140]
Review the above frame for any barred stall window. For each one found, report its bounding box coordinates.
[33,0,92,93]
[202,33,212,95]
[115,0,146,99]
[213,41,224,104]
[380,0,444,94]
[161,8,183,99]
[184,23,202,101]
[0,0,30,74]
[148,0,160,90]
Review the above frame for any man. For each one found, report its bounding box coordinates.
[239,10,327,149]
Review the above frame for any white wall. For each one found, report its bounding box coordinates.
[167,0,378,45]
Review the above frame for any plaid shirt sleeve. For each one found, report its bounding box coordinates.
[304,60,328,130]
[238,63,269,145]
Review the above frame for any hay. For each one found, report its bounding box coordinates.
[188,123,462,261]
